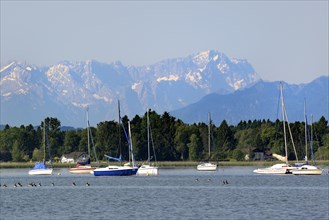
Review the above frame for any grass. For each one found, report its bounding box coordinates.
[1,160,328,169]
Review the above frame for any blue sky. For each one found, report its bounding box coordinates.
[1,1,328,84]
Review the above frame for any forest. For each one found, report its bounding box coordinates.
[0,110,328,163]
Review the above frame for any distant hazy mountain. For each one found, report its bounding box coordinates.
[0,50,260,127]
[171,76,328,125]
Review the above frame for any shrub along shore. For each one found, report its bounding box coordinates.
[1,160,328,169]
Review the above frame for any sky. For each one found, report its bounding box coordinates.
[1,0,328,84]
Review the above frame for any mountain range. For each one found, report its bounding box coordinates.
[171,76,328,125]
[0,50,327,127]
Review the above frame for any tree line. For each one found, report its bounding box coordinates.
[1,110,328,163]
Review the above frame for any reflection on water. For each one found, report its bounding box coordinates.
[1,166,328,220]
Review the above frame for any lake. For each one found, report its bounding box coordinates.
[1,166,328,220]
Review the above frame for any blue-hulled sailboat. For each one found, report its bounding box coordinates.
[93,101,138,176]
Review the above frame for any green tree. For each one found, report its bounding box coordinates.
[12,140,23,162]
[96,121,119,160]
[174,124,191,160]
[232,149,244,161]
[188,134,202,161]
[156,112,178,160]
[44,117,64,158]
[63,130,81,153]
[32,148,43,161]
[216,120,236,160]
[315,147,329,160]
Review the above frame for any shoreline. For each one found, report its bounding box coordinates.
[1,160,329,169]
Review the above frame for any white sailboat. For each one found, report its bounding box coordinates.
[293,112,323,175]
[254,82,298,175]
[197,112,217,171]
[69,109,99,174]
[29,119,53,175]
[137,109,159,176]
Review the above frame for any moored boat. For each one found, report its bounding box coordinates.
[28,162,53,175]
[29,119,53,175]
[93,165,138,176]
[93,101,138,176]
[137,109,159,176]
[138,164,159,176]
[253,163,294,174]
[69,109,99,174]
[197,112,217,171]
[292,111,322,175]
[197,162,217,171]
[253,82,300,175]
[292,165,323,175]
[69,164,96,174]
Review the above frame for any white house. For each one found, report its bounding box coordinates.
[61,152,87,163]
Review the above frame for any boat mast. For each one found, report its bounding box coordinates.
[128,121,132,164]
[43,119,46,164]
[280,82,288,164]
[310,115,316,166]
[147,109,150,165]
[304,100,308,163]
[87,108,99,165]
[86,108,91,157]
[208,112,211,160]
[45,119,52,168]
[118,100,122,166]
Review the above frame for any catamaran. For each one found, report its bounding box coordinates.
[137,109,159,176]
[197,112,217,171]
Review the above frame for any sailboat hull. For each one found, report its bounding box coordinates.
[69,165,96,174]
[93,165,138,176]
[197,162,217,171]
[292,165,323,175]
[253,163,295,174]
[137,165,159,176]
[28,168,53,175]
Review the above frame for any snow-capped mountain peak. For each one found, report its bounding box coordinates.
[1,50,261,126]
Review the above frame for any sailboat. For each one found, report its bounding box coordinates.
[137,109,159,176]
[93,101,138,176]
[69,109,99,174]
[293,110,323,175]
[29,119,53,175]
[197,112,217,171]
[253,82,298,175]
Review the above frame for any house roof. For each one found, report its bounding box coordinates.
[62,152,87,159]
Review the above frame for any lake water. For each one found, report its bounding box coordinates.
[1,166,328,220]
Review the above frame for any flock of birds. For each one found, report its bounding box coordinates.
[0,178,229,188]
[194,178,229,185]
[0,182,91,188]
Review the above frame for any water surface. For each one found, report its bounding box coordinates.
[1,166,328,220]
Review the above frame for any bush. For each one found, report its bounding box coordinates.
[315,147,329,160]
[232,149,244,161]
